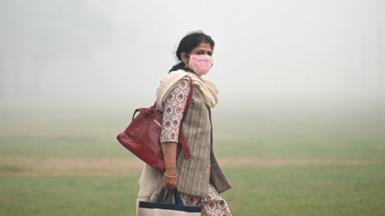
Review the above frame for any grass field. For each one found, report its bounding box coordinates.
[1,103,385,216]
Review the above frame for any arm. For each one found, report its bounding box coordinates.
[161,142,178,189]
[160,79,190,189]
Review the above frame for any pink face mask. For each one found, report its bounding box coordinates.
[187,54,214,76]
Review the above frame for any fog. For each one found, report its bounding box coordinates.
[1,0,384,111]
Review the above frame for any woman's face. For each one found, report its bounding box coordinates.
[181,42,213,65]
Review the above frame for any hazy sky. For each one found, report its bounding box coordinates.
[0,0,384,109]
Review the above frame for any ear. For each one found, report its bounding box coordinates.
[180,52,189,64]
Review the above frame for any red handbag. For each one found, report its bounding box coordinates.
[116,79,193,171]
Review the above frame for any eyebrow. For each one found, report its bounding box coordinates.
[197,49,213,53]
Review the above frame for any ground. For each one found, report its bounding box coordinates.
[0,105,384,215]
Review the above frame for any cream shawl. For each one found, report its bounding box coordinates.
[155,69,218,111]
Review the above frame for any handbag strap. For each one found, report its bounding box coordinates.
[177,78,193,159]
[156,188,184,205]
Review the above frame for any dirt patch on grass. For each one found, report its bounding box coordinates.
[0,157,143,176]
[0,156,383,177]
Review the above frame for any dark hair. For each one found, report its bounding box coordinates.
[169,31,215,73]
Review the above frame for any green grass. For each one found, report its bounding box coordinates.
[0,104,385,215]
[225,165,385,216]
[0,166,384,216]
[212,107,385,160]
[0,109,132,158]
[1,106,384,160]
[0,176,138,216]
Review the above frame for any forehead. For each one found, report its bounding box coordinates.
[192,42,213,52]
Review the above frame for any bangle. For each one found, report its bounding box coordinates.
[164,172,178,178]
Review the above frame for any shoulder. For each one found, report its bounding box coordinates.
[156,70,191,110]
[164,79,190,104]
[175,78,190,90]
[160,69,189,83]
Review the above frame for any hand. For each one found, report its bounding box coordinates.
[163,171,177,190]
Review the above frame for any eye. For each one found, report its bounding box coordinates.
[207,51,213,56]
[197,50,205,55]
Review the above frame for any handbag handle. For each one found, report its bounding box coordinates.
[131,106,159,121]
[132,109,141,121]
[155,188,184,206]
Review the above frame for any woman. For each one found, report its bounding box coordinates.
[136,31,232,216]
